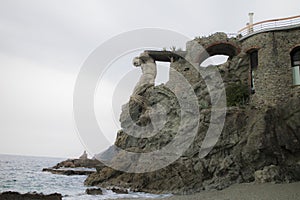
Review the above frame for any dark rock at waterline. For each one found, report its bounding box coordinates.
[0,191,62,200]
[42,168,95,176]
[53,158,103,169]
[85,187,128,195]
[111,187,128,194]
[43,157,105,176]
[86,188,103,195]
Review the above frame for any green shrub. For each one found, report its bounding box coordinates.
[226,83,249,106]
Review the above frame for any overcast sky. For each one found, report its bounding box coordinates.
[0,0,299,158]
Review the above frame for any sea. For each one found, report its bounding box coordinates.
[0,154,171,200]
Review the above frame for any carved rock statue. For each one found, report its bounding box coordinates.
[130,52,157,125]
[132,52,157,95]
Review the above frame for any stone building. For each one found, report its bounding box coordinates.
[239,24,300,107]
[189,17,300,108]
[136,15,300,109]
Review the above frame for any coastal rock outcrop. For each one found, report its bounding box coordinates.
[85,32,300,194]
[0,191,62,200]
[43,157,104,176]
[52,158,102,169]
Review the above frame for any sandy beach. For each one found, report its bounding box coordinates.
[119,182,300,200]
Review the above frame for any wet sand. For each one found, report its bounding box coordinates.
[120,182,300,200]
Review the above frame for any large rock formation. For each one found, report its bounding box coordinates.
[85,33,300,194]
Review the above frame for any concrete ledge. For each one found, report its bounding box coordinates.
[145,50,186,62]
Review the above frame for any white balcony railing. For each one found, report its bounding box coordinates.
[238,15,300,38]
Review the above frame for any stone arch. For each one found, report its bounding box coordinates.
[205,42,240,57]
[245,47,260,54]
[198,42,240,65]
[290,46,300,60]
[289,44,300,54]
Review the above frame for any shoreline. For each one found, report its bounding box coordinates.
[1,182,300,199]
[117,182,300,200]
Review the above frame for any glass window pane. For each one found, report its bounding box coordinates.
[292,66,300,85]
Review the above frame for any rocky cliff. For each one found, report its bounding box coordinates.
[85,34,300,194]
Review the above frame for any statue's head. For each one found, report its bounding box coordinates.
[139,52,154,63]
[133,57,142,67]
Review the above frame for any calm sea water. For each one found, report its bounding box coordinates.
[0,154,171,199]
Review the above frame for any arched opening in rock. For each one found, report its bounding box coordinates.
[198,42,239,66]
[206,42,239,58]
[290,46,300,86]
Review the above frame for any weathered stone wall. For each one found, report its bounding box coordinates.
[185,28,300,108]
[193,32,240,58]
[241,27,300,107]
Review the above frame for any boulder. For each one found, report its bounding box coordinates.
[254,165,281,183]
[111,187,128,194]
[86,188,103,195]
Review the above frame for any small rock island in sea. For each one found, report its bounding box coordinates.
[43,151,129,195]
[42,151,103,176]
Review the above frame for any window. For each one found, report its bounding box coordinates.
[249,50,258,93]
[291,47,300,86]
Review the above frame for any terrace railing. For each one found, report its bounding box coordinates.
[238,15,300,38]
